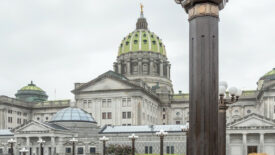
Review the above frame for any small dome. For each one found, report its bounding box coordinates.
[51,107,96,123]
[15,81,48,102]
[260,68,275,81]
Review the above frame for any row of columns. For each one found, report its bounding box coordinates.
[226,133,265,155]
[115,60,170,79]
[18,136,56,155]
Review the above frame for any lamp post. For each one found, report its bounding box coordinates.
[218,81,242,155]
[37,138,45,155]
[19,148,29,155]
[156,129,168,155]
[128,134,138,155]
[181,123,190,155]
[174,0,229,155]
[69,137,78,155]
[99,136,109,155]
[7,138,16,155]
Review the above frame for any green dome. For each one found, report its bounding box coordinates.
[118,30,166,56]
[260,68,275,81]
[118,12,166,56]
[15,81,48,102]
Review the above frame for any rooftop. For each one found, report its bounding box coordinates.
[100,125,184,134]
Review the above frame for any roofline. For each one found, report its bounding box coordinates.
[49,120,97,124]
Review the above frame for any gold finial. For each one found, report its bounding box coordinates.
[140,3,144,14]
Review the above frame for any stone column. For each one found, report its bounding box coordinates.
[51,137,55,155]
[243,134,247,155]
[260,133,264,153]
[175,1,228,155]
[118,61,122,74]
[127,60,131,75]
[113,62,117,72]
[138,59,142,75]
[166,63,169,79]
[150,59,154,75]
[226,134,230,155]
[160,61,164,77]
[26,136,30,147]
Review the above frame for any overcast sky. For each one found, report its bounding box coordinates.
[1,0,275,100]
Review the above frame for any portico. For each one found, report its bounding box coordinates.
[227,113,275,155]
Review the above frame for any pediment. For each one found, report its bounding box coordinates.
[227,113,275,128]
[14,121,51,133]
[81,78,133,92]
[21,124,49,132]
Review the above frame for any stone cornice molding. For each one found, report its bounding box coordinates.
[188,3,219,20]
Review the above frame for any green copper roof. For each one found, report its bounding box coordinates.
[118,12,166,56]
[118,30,166,56]
[20,83,44,91]
[15,81,48,103]
[260,68,275,80]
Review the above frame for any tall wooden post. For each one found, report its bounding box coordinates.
[175,1,228,155]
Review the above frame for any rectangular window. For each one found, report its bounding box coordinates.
[8,110,12,114]
[163,114,166,119]
[102,112,106,119]
[166,146,170,154]
[107,112,112,119]
[0,148,3,154]
[83,100,87,104]
[77,147,84,154]
[145,146,148,154]
[23,119,27,124]
[102,99,106,108]
[90,147,96,153]
[127,98,131,107]
[176,121,181,124]
[171,146,174,154]
[122,98,127,107]
[8,117,12,123]
[17,118,21,124]
[127,112,131,118]
[122,112,127,119]
[163,108,166,112]
[17,112,21,116]
[149,146,153,153]
[107,99,112,107]
[65,148,71,153]
[88,100,92,108]
[23,113,27,117]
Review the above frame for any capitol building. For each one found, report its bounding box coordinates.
[1,10,275,155]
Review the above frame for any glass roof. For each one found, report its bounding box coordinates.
[51,107,96,123]
[0,129,13,136]
[101,125,183,133]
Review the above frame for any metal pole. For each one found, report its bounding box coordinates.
[160,136,163,155]
[186,131,189,155]
[103,141,106,155]
[10,143,13,155]
[132,138,135,155]
[72,142,75,155]
[40,143,43,155]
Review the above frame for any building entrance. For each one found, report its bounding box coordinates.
[248,146,258,154]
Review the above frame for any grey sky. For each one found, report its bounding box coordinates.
[0,0,275,100]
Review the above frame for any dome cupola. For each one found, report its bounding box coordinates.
[15,81,48,102]
[50,107,96,123]
[114,5,173,95]
[118,5,167,57]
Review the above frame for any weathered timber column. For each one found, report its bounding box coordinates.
[175,1,228,155]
